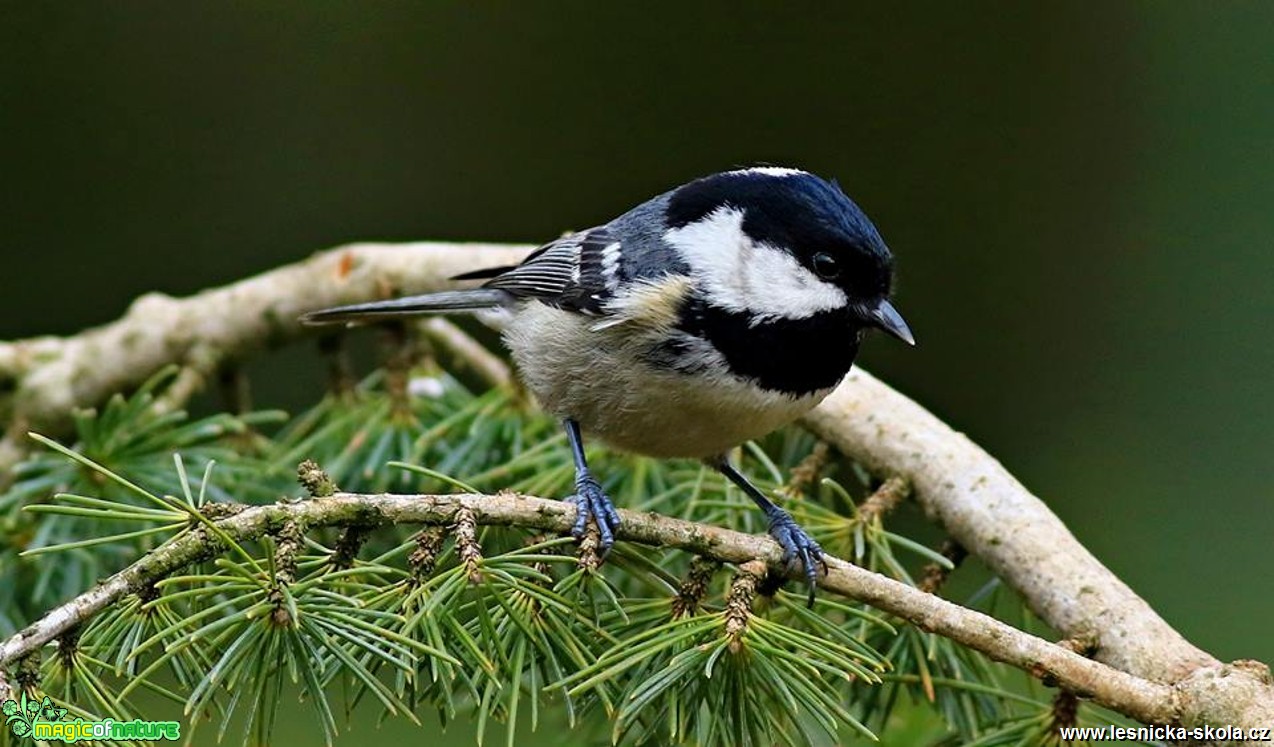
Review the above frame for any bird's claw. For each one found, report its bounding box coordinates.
[766,509,826,607]
[566,473,621,557]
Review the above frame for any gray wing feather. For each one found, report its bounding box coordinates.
[300,289,512,325]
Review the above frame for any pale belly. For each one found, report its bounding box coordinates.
[502,303,834,459]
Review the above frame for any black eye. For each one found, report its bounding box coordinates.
[812,252,840,280]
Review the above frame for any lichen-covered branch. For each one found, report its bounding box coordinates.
[0,491,1178,725]
[0,241,534,476]
[802,371,1274,732]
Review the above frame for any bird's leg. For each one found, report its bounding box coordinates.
[712,457,826,607]
[563,418,621,556]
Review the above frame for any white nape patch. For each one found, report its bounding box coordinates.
[600,241,622,289]
[663,207,847,320]
[727,166,807,178]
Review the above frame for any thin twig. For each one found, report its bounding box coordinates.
[408,527,446,584]
[318,333,357,399]
[417,317,513,390]
[917,539,967,595]
[217,363,253,415]
[857,475,910,524]
[297,459,338,498]
[452,505,484,584]
[725,560,766,653]
[781,441,830,497]
[0,425,26,492]
[672,557,720,619]
[152,343,221,416]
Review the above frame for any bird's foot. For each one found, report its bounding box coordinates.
[765,508,827,607]
[565,472,621,557]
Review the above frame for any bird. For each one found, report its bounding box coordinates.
[301,166,914,604]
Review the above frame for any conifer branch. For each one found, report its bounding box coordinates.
[0,491,1178,725]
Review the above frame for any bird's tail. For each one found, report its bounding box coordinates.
[300,289,512,325]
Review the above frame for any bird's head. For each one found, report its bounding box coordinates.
[663,166,914,345]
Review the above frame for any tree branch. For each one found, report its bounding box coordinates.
[0,491,1178,724]
[2,241,1271,732]
[801,372,1274,730]
[0,241,533,477]
[803,372,1210,679]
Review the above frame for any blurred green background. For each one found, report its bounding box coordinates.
[3,2,1271,743]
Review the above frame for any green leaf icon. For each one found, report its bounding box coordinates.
[40,697,67,721]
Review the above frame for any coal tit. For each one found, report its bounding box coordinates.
[302,166,914,603]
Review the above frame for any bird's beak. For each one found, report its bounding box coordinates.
[864,299,915,346]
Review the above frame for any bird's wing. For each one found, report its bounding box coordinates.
[303,227,632,326]
[459,227,622,315]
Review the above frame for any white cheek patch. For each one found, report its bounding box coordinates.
[663,207,847,320]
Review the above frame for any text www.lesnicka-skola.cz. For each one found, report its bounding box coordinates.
[1058,724,1272,742]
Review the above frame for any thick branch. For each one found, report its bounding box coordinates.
[0,492,1177,724]
[803,374,1209,678]
[802,372,1274,730]
[0,241,533,442]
